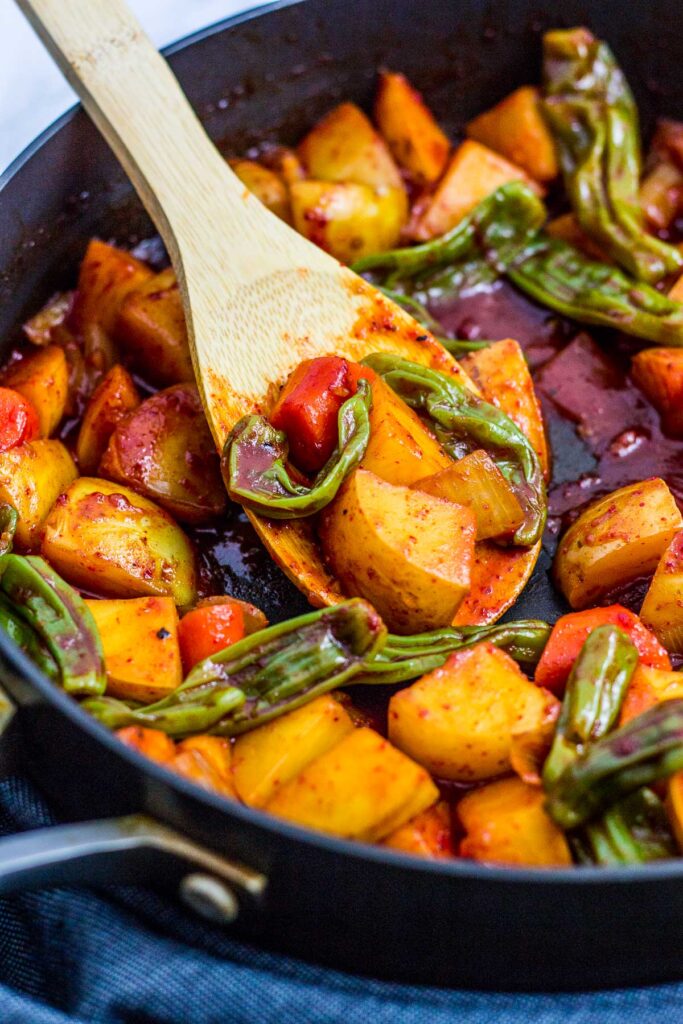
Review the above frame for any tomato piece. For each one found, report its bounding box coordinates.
[178,601,246,673]
[535,605,671,696]
[270,356,354,473]
[0,387,40,452]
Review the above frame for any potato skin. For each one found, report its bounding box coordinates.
[554,478,683,609]
[265,726,438,841]
[388,642,557,782]
[86,596,182,703]
[290,180,407,262]
[115,268,194,387]
[229,159,290,221]
[0,440,77,550]
[76,364,140,474]
[100,383,226,524]
[41,477,197,606]
[457,776,572,867]
[232,695,354,808]
[320,468,476,633]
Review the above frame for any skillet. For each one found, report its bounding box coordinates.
[1,0,683,992]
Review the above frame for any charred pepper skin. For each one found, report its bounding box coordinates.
[362,353,546,547]
[542,625,638,789]
[542,28,682,284]
[574,787,676,866]
[547,698,683,830]
[0,554,105,696]
[0,593,58,682]
[83,599,386,738]
[223,379,372,519]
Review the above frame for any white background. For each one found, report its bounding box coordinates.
[0,0,270,174]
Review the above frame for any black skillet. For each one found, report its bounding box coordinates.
[0,0,682,992]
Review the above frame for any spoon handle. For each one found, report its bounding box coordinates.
[15,0,262,263]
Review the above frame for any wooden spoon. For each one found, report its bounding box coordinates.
[17,0,540,623]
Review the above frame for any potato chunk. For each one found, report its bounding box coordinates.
[76,364,140,473]
[229,159,290,221]
[41,477,197,606]
[3,345,69,437]
[266,727,438,841]
[298,102,405,192]
[0,440,77,549]
[388,643,559,781]
[115,269,194,387]
[290,180,407,262]
[232,695,354,808]
[620,664,683,725]
[640,532,683,652]
[382,801,453,858]
[357,368,452,486]
[86,596,182,702]
[99,384,226,524]
[171,736,236,799]
[374,71,450,185]
[631,348,683,436]
[413,140,540,241]
[320,469,476,633]
[466,86,559,182]
[457,777,572,867]
[412,450,525,541]
[554,479,683,609]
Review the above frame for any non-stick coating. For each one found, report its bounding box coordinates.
[2,0,683,990]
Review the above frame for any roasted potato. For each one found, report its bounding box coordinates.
[412,140,540,241]
[2,345,69,438]
[382,801,454,858]
[412,450,525,541]
[290,180,407,262]
[620,664,683,725]
[374,71,450,185]
[76,364,140,473]
[388,642,558,782]
[466,86,559,182]
[86,596,182,702]
[41,477,197,606]
[320,468,476,633]
[554,479,683,609]
[229,159,290,221]
[460,338,549,478]
[99,383,226,524]
[266,726,438,841]
[116,725,176,762]
[358,368,452,485]
[639,160,683,231]
[115,268,194,387]
[232,695,354,808]
[631,347,683,436]
[171,735,236,799]
[298,102,405,193]
[640,532,683,651]
[457,776,572,867]
[0,440,77,550]
[545,213,609,260]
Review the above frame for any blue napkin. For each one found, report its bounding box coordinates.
[1,776,682,1023]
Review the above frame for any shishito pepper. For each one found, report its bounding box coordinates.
[0,554,105,696]
[84,600,386,737]
[542,28,682,284]
[361,353,546,547]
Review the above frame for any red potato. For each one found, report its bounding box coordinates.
[75,365,140,473]
[100,384,226,524]
[115,268,194,387]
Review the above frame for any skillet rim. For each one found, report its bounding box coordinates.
[1,0,681,890]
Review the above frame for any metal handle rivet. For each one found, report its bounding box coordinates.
[179,872,240,924]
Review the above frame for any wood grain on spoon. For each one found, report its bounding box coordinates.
[16,0,540,623]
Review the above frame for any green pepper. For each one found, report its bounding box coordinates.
[222,379,372,519]
[546,699,683,830]
[0,593,58,682]
[574,788,676,866]
[361,353,546,546]
[0,504,18,555]
[0,554,105,697]
[543,625,638,789]
[356,619,551,685]
[542,28,682,283]
[83,599,386,738]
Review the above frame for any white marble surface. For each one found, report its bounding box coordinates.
[0,0,270,174]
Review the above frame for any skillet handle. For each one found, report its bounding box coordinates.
[0,813,267,925]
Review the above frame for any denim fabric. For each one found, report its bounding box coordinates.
[0,775,682,1023]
